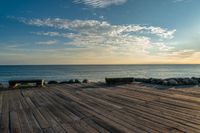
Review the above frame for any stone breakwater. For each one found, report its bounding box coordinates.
[134,77,200,86]
[105,77,200,86]
[0,83,3,88]
[47,79,89,84]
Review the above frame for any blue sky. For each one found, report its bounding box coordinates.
[0,0,200,64]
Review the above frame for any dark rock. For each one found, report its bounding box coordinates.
[59,81,69,84]
[74,79,81,83]
[190,79,199,85]
[155,79,164,84]
[145,78,152,83]
[136,78,142,82]
[135,78,164,85]
[106,77,134,85]
[150,78,155,84]
[135,78,147,83]
[175,78,184,85]
[68,79,74,84]
[134,78,141,82]
[191,77,200,84]
[167,79,178,86]
[82,79,89,83]
[142,78,150,83]
[0,83,3,89]
[162,80,168,85]
[150,78,162,84]
[105,77,200,86]
[196,78,200,82]
[182,78,192,85]
[149,78,153,83]
[191,77,197,80]
[48,81,58,84]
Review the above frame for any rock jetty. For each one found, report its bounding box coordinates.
[0,83,3,89]
[134,77,200,86]
[106,77,200,86]
[48,79,86,84]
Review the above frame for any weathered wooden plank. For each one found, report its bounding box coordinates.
[9,91,15,112]
[101,85,200,118]
[60,86,162,133]
[17,109,33,133]
[38,107,66,133]
[106,97,200,133]
[81,88,198,132]
[0,112,9,133]
[93,87,200,122]
[41,85,115,132]
[10,111,21,133]
[23,109,43,133]
[0,92,3,114]
[1,92,9,113]
[2,83,200,133]
[58,102,110,133]
[33,91,79,133]
[32,108,50,129]
[61,123,78,133]
[167,88,200,97]
[123,84,200,104]
[43,128,55,133]
[36,90,80,127]
[0,92,10,133]
[51,87,145,133]
[24,97,37,109]
[15,91,23,109]
[19,96,29,110]
[42,89,100,133]
[76,91,169,133]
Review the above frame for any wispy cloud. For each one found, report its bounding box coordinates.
[36,40,57,45]
[161,49,196,58]
[19,18,176,39]
[173,0,184,2]
[32,31,60,36]
[173,0,191,3]
[73,0,127,8]
[16,17,176,58]
[99,15,104,20]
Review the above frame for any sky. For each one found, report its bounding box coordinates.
[0,0,200,65]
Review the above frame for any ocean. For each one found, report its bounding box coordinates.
[1,65,200,84]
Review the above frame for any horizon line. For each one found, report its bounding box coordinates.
[1,63,200,66]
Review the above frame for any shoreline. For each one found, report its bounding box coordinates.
[1,77,200,89]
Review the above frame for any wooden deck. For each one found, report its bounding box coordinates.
[0,83,200,133]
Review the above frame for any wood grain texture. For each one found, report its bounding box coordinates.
[0,83,200,133]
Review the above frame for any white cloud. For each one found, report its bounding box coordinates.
[17,17,176,56]
[99,15,104,20]
[36,40,57,45]
[20,18,176,39]
[173,0,184,2]
[73,0,127,8]
[173,0,191,3]
[154,42,174,52]
[144,26,176,39]
[167,49,196,58]
[32,31,60,36]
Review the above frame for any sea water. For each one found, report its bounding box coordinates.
[1,65,200,84]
